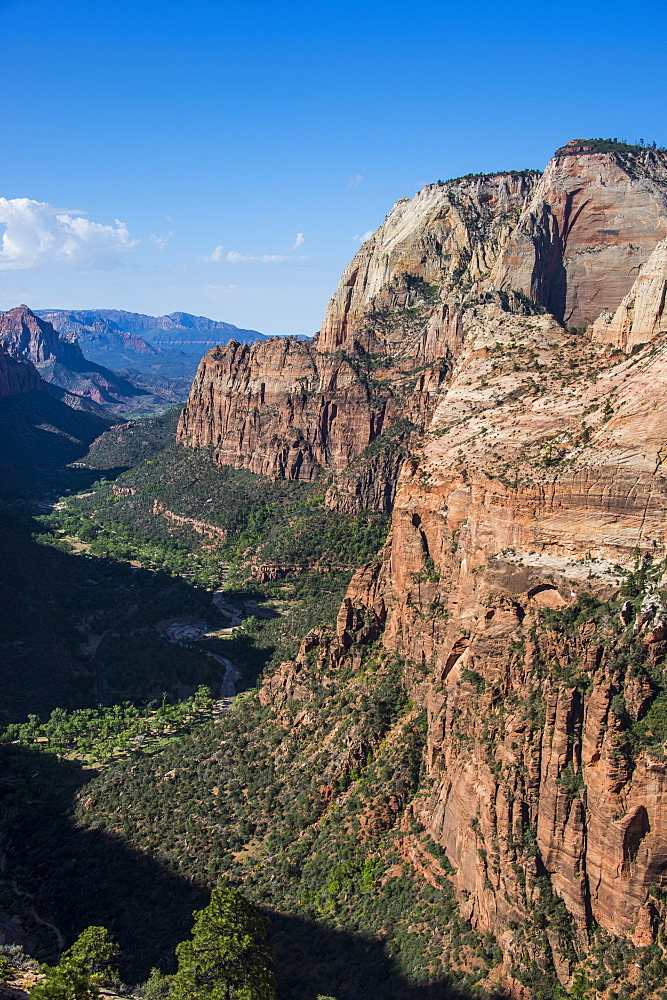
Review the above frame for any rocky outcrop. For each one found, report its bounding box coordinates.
[317,171,540,355]
[176,141,667,991]
[179,141,667,511]
[177,336,446,489]
[0,306,188,417]
[493,142,667,327]
[591,236,667,351]
[151,499,228,541]
[0,305,85,366]
[322,293,667,982]
[0,345,45,397]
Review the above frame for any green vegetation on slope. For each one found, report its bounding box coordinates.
[556,137,667,154]
[1,687,214,765]
[0,516,223,722]
[81,405,183,470]
[2,637,497,999]
[56,441,388,588]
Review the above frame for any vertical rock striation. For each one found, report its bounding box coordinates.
[493,141,667,327]
[591,236,667,352]
[177,140,667,989]
[0,345,45,397]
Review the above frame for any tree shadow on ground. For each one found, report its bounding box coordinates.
[0,745,505,1000]
[0,512,228,722]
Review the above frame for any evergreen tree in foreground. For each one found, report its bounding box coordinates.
[172,886,275,1000]
[30,926,117,1000]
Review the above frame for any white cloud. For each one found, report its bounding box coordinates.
[150,231,173,251]
[226,251,288,264]
[198,244,223,263]
[289,232,304,251]
[348,173,364,187]
[0,197,137,270]
[352,230,375,243]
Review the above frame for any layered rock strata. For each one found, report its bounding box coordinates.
[330,294,667,982]
[179,142,667,509]
[178,335,447,488]
[591,236,667,352]
[493,141,667,327]
[0,304,87,366]
[177,141,667,990]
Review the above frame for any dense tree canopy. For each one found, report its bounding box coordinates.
[30,926,117,1000]
[172,887,275,1000]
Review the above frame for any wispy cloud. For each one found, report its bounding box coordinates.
[198,244,224,263]
[0,197,137,270]
[199,235,308,266]
[348,173,364,188]
[352,230,374,243]
[150,231,173,251]
[226,251,288,264]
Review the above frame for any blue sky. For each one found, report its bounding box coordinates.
[0,0,666,335]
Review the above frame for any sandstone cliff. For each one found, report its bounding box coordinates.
[177,332,447,499]
[363,297,667,950]
[0,305,176,415]
[0,304,85,366]
[493,141,667,327]
[178,141,667,512]
[591,236,667,352]
[177,140,667,993]
[0,345,45,398]
[252,294,667,991]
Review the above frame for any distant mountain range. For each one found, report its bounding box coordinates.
[0,306,189,417]
[0,324,116,498]
[0,304,310,428]
[36,309,271,377]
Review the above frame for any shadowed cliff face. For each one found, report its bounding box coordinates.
[492,144,667,327]
[176,144,667,992]
[0,344,45,397]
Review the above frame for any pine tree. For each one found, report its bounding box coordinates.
[30,926,117,1000]
[172,887,275,1000]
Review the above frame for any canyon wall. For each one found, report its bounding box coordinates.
[178,141,667,990]
[0,345,45,397]
[179,142,667,505]
[342,291,667,968]
[591,236,667,352]
[493,141,667,328]
[0,304,86,366]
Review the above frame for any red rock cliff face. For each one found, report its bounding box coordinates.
[0,305,86,366]
[0,345,44,397]
[177,171,541,496]
[177,144,667,989]
[335,284,667,982]
[177,330,447,496]
[493,142,667,328]
[179,144,667,508]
